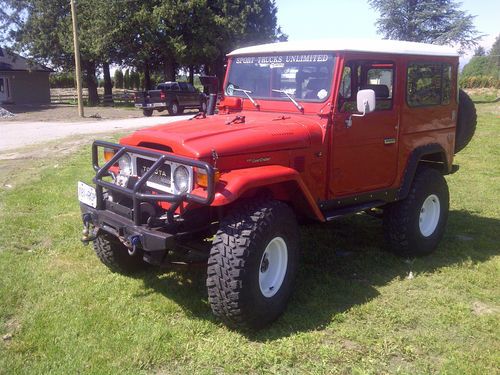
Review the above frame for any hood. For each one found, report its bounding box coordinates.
[120,112,325,159]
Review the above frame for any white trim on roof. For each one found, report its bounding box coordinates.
[227,39,459,57]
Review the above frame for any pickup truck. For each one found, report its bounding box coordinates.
[134,81,207,117]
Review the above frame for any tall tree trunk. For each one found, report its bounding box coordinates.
[84,61,99,106]
[164,57,176,81]
[189,65,194,85]
[144,60,152,90]
[214,54,225,92]
[102,62,113,105]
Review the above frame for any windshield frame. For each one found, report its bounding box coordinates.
[224,52,337,105]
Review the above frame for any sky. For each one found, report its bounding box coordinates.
[274,0,500,65]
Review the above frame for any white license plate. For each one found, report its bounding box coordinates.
[78,181,97,208]
[134,104,143,108]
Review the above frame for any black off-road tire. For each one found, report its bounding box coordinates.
[206,199,300,329]
[455,89,477,153]
[383,168,449,257]
[143,109,153,117]
[167,101,180,116]
[93,232,149,274]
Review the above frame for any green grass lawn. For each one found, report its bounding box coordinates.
[1,98,499,374]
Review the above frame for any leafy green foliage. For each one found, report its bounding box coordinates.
[49,72,76,89]
[113,69,123,89]
[0,0,285,99]
[368,0,482,52]
[460,34,500,88]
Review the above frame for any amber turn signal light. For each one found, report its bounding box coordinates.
[196,168,220,187]
[103,147,115,162]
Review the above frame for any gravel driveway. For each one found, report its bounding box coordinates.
[0,115,192,152]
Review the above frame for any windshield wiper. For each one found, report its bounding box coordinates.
[272,89,304,113]
[233,88,260,108]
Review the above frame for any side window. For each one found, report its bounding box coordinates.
[339,66,351,99]
[442,65,452,105]
[366,68,393,99]
[172,83,180,91]
[186,83,196,92]
[178,82,189,91]
[339,61,394,112]
[407,63,452,107]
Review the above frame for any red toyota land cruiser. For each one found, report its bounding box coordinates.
[78,39,476,329]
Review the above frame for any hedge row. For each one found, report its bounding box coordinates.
[459,76,500,89]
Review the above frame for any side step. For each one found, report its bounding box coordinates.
[323,200,385,221]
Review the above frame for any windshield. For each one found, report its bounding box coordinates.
[225,53,336,102]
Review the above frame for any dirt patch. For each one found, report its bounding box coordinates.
[0,104,197,122]
[341,339,362,351]
[1,104,139,122]
[471,301,499,316]
[2,317,21,345]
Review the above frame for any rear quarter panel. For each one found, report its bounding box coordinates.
[396,55,458,184]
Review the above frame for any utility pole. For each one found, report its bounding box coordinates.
[70,0,84,117]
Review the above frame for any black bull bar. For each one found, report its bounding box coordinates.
[90,140,216,226]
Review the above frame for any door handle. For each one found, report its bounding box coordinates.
[384,138,396,145]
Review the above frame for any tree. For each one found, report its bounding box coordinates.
[124,69,130,89]
[474,46,486,56]
[130,70,140,90]
[0,0,286,97]
[368,0,482,52]
[462,34,500,80]
[489,34,500,74]
[114,69,124,89]
[461,56,494,77]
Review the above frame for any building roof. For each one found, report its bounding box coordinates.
[0,47,52,72]
[227,39,459,57]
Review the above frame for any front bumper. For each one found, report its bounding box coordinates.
[81,203,177,252]
[80,140,217,258]
[135,102,165,108]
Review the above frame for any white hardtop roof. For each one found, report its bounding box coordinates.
[227,39,459,57]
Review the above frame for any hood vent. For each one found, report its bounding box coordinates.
[137,142,173,153]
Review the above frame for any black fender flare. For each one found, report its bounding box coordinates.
[397,144,449,200]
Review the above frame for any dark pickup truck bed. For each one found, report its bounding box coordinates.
[134,82,207,116]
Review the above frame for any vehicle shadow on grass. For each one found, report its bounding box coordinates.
[134,209,499,341]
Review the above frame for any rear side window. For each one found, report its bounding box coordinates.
[407,63,452,107]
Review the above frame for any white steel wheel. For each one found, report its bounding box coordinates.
[259,236,288,298]
[419,194,441,237]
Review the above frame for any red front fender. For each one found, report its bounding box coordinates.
[209,165,325,222]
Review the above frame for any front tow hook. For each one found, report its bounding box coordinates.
[128,235,142,256]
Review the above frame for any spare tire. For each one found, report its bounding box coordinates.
[455,89,477,153]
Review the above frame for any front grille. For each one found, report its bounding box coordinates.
[137,158,171,188]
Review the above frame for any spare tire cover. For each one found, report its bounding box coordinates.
[455,89,477,153]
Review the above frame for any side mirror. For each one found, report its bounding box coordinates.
[345,89,376,127]
[356,89,376,115]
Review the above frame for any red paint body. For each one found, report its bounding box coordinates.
[120,51,458,221]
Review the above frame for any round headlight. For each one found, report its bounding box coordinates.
[118,153,132,176]
[173,166,190,193]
